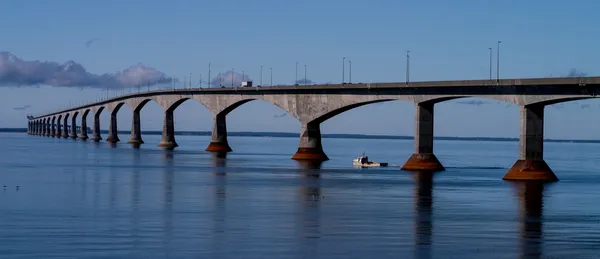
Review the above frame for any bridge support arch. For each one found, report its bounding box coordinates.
[61,114,70,138]
[51,117,56,137]
[79,110,89,140]
[503,105,558,182]
[205,113,232,153]
[69,113,79,139]
[91,108,103,142]
[158,110,178,149]
[56,116,63,137]
[402,102,445,172]
[45,119,51,137]
[291,122,329,161]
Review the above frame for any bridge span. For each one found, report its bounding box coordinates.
[27,76,600,182]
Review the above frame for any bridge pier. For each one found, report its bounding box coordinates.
[51,121,56,137]
[91,113,102,142]
[205,113,232,152]
[56,118,62,137]
[402,102,445,172]
[504,105,558,182]
[158,110,178,149]
[44,120,50,137]
[79,115,88,140]
[61,116,69,138]
[106,112,120,143]
[128,110,144,145]
[292,122,329,161]
[41,120,47,136]
[69,116,78,139]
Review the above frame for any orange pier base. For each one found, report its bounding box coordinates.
[503,160,558,182]
[291,148,329,161]
[401,153,445,172]
[205,142,233,153]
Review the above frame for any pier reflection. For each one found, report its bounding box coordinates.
[210,152,227,256]
[412,171,434,259]
[295,161,323,257]
[161,151,174,253]
[512,182,547,259]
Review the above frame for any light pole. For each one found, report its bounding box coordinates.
[208,62,211,88]
[260,66,263,86]
[231,69,234,87]
[406,51,410,84]
[489,47,492,80]
[270,68,273,86]
[295,61,298,85]
[349,60,352,83]
[304,64,307,85]
[342,57,346,84]
[496,41,502,82]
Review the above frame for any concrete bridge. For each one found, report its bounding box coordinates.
[27,76,600,182]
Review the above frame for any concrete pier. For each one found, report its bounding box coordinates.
[292,122,329,161]
[69,115,78,139]
[158,110,178,149]
[91,112,102,142]
[402,102,445,172]
[61,115,69,138]
[79,112,88,140]
[41,119,47,136]
[128,110,144,145]
[44,119,50,137]
[106,111,119,143]
[51,118,56,137]
[504,106,558,182]
[56,117,62,137]
[205,113,232,152]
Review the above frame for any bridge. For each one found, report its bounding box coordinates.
[26,76,600,182]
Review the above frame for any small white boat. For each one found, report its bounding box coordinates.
[353,153,388,168]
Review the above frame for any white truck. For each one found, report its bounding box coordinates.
[241,81,253,87]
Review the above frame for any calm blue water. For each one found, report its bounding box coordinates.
[1,132,600,259]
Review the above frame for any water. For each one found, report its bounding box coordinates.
[1,132,599,259]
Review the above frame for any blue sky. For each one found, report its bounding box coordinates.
[1,0,600,139]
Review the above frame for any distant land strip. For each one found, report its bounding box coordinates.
[4,128,600,144]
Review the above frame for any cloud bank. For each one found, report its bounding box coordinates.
[210,70,252,87]
[13,105,31,111]
[0,51,173,89]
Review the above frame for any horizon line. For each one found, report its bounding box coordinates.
[4,128,600,144]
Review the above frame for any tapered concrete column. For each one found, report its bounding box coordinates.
[205,113,232,152]
[61,116,69,138]
[158,110,178,149]
[79,115,88,140]
[41,120,47,136]
[128,110,144,144]
[51,119,56,137]
[402,102,445,172]
[56,118,62,137]
[91,113,102,142]
[106,112,119,143]
[504,105,558,182]
[292,122,329,161]
[69,116,78,139]
[45,120,51,137]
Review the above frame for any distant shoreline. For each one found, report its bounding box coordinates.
[4,128,600,144]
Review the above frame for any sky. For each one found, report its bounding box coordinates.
[2,0,600,140]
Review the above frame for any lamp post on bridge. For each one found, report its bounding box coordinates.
[497,41,501,82]
[260,65,263,86]
[406,51,410,84]
[270,68,273,86]
[489,47,493,80]
[342,57,346,84]
[295,61,298,85]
